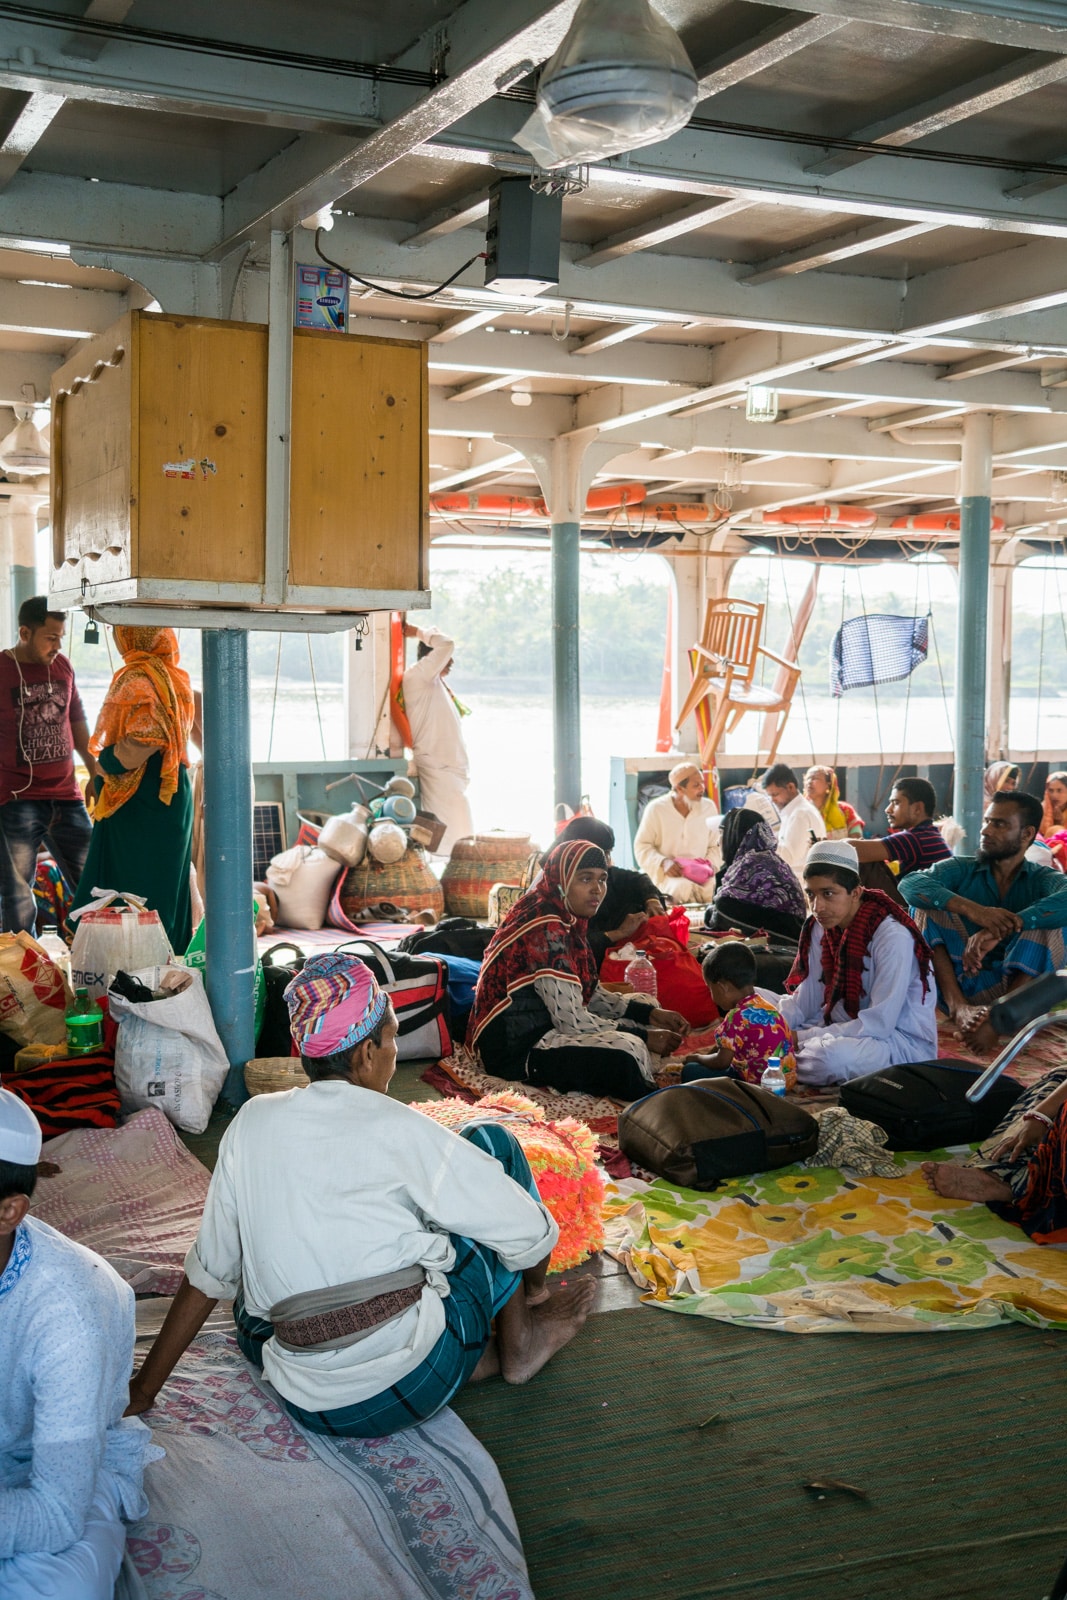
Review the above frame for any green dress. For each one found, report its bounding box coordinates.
[72,747,193,953]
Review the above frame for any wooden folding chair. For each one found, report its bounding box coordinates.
[675,598,802,768]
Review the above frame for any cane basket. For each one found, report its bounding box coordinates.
[336,844,445,922]
[441,833,536,918]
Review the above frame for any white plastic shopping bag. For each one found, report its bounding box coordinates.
[110,965,228,1133]
[68,889,174,1001]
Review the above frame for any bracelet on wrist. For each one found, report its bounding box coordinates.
[1024,1109,1055,1129]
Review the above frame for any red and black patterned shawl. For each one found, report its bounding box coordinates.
[785,887,932,1024]
[469,839,606,1048]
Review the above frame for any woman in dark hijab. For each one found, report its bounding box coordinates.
[707,808,807,943]
[551,817,665,965]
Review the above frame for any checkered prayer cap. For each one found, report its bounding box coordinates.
[284,953,389,1059]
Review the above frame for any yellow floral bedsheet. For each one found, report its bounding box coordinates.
[603,1157,1067,1333]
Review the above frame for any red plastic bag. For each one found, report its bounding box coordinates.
[600,909,716,1027]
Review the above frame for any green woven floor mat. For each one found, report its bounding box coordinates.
[453,1308,1067,1600]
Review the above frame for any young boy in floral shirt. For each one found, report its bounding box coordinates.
[681,941,796,1088]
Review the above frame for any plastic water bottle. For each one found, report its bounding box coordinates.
[624,949,658,1003]
[38,929,72,988]
[761,1052,787,1097]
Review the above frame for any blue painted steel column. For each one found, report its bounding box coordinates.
[201,628,255,1105]
[551,519,581,812]
[954,412,993,856]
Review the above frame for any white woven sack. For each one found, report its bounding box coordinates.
[265,846,341,929]
[110,966,228,1133]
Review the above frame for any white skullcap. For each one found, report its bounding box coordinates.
[668,761,702,788]
[805,839,860,876]
[0,1088,41,1166]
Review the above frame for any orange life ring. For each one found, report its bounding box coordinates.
[430,483,649,519]
[643,502,712,523]
[762,504,878,530]
[891,512,1006,534]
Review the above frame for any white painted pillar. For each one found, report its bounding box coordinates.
[987,547,1014,761]
[9,493,38,630]
[343,612,394,759]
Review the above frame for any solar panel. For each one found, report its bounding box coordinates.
[253,802,286,880]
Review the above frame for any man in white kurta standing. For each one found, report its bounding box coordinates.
[0,1089,156,1600]
[402,623,473,855]
[775,839,938,1086]
[633,762,721,905]
[761,762,826,877]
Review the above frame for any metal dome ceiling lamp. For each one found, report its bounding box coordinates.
[0,404,50,477]
[515,0,698,169]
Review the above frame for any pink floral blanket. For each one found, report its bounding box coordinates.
[33,1108,210,1294]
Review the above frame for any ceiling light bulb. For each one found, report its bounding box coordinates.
[510,388,533,407]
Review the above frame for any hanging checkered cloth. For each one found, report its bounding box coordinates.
[831,613,929,698]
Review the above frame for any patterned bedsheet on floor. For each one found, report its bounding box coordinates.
[603,1159,1067,1334]
[33,1110,210,1295]
[123,1330,532,1600]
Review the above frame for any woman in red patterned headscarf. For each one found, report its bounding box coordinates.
[71,628,199,950]
[469,839,689,1101]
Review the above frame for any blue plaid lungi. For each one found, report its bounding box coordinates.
[233,1121,534,1438]
[917,906,1067,1005]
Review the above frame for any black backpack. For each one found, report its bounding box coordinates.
[618,1077,819,1190]
[395,917,495,962]
[839,1059,1024,1151]
[256,942,307,1056]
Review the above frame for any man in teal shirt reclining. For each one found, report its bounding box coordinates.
[899,789,1067,1053]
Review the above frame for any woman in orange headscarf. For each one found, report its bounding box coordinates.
[71,627,198,950]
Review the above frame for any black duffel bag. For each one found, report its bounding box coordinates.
[256,941,307,1055]
[395,917,495,962]
[839,1059,1024,1151]
[618,1077,819,1190]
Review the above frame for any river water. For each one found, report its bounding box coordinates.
[72,671,1067,848]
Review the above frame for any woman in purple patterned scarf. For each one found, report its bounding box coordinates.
[708,808,807,942]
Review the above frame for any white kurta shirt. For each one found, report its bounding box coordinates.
[775,793,827,876]
[634,793,722,895]
[0,1218,153,1561]
[185,1081,558,1413]
[776,917,938,1064]
[401,626,473,850]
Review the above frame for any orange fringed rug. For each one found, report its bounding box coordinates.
[415,1092,605,1272]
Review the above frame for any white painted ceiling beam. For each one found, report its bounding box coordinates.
[573,322,659,355]
[213,0,581,256]
[447,373,517,401]
[0,172,221,257]
[741,220,939,284]
[577,198,752,267]
[430,446,529,490]
[0,278,127,338]
[402,194,490,248]
[866,403,968,431]
[0,94,67,194]
[0,13,382,133]
[809,52,1067,177]
[901,238,1067,337]
[428,327,715,386]
[433,308,500,343]
[433,111,1067,238]
[64,0,138,63]
[776,360,1063,412]
[777,397,869,424]
[740,0,1067,54]
[694,13,847,98]
[939,349,1034,379]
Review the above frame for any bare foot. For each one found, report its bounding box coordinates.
[470,1340,501,1382]
[921,1160,1012,1203]
[501,1279,597,1385]
[952,1004,999,1054]
[525,1285,550,1308]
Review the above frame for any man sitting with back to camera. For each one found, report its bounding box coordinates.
[776,839,939,1086]
[127,953,596,1439]
[899,788,1067,1053]
[1,1089,156,1600]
